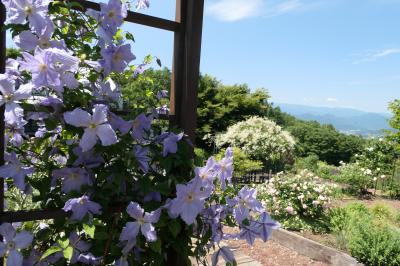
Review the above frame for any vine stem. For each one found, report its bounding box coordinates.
[102,207,122,265]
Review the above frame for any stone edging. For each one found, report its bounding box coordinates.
[271,229,363,266]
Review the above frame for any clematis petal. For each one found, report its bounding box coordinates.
[0,223,16,242]
[0,74,15,96]
[64,108,91,128]
[119,222,140,242]
[92,104,108,125]
[13,31,39,51]
[14,83,34,101]
[126,202,144,220]
[0,242,5,257]
[14,231,33,249]
[80,128,98,152]
[96,124,117,146]
[144,208,160,224]
[141,223,156,242]
[7,249,23,266]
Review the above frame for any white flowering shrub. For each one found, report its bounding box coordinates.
[216,116,295,170]
[256,170,334,232]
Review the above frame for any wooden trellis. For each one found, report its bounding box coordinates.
[0,0,204,225]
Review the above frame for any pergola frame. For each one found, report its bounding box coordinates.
[0,0,204,228]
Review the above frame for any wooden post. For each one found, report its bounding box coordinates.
[0,2,6,265]
[171,0,204,147]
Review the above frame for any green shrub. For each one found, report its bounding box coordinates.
[216,147,263,176]
[329,203,400,266]
[294,155,319,172]
[370,203,393,221]
[347,222,400,266]
[315,161,339,180]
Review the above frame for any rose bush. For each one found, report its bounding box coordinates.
[256,170,334,232]
[0,0,278,265]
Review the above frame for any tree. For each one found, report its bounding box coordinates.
[387,99,400,151]
[287,120,364,165]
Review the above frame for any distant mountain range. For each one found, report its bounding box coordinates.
[276,103,392,137]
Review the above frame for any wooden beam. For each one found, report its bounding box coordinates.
[66,0,180,32]
[0,209,68,223]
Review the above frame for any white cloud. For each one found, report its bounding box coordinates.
[352,47,400,64]
[326,97,338,103]
[206,0,318,22]
[269,0,303,16]
[206,0,264,22]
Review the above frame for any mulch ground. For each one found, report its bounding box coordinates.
[225,238,327,266]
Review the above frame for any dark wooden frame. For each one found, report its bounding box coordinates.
[0,0,204,234]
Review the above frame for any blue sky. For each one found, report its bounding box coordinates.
[6,0,400,113]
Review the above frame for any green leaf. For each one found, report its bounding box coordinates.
[169,219,181,238]
[149,239,162,254]
[63,246,74,261]
[58,238,70,249]
[114,28,124,42]
[94,231,109,240]
[41,246,62,260]
[125,32,135,42]
[83,224,96,238]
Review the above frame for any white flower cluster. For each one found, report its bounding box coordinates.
[215,116,295,163]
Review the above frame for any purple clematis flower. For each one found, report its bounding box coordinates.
[156,90,168,100]
[68,232,91,264]
[135,0,150,10]
[108,112,132,135]
[133,145,150,173]
[52,167,92,193]
[20,48,79,92]
[5,59,20,79]
[239,221,259,245]
[194,156,217,187]
[0,152,34,191]
[93,79,121,102]
[72,147,104,169]
[5,119,27,147]
[162,132,183,157]
[14,23,65,51]
[87,0,127,43]
[63,195,102,221]
[214,148,233,190]
[0,222,33,266]
[230,186,264,224]
[0,74,33,124]
[253,212,280,242]
[39,95,63,111]
[133,63,147,77]
[20,48,60,89]
[168,180,211,225]
[211,246,235,266]
[131,113,152,141]
[4,0,52,34]
[120,202,160,253]
[100,44,135,75]
[64,104,118,152]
